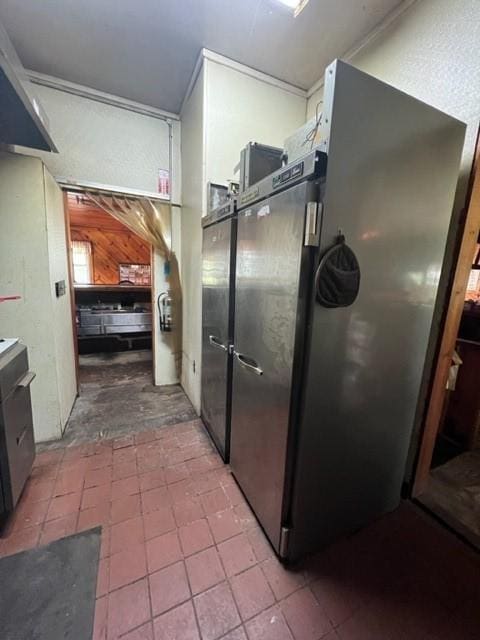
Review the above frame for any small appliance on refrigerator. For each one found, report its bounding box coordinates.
[229,60,466,561]
[238,142,284,193]
[201,198,237,461]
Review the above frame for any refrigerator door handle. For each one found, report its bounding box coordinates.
[234,351,263,376]
[209,335,228,352]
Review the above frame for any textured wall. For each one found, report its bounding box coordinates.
[31,84,169,192]
[204,59,306,187]
[307,0,480,199]
[44,167,77,432]
[180,67,205,414]
[13,82,181,201]
[0,152,75,442]
[180,56,307,414]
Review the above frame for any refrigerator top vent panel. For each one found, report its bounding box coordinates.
[202,198,237,228]
[237,148,327,210]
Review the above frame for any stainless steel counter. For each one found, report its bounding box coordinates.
[78,309,152,336]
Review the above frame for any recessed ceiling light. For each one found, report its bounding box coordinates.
[274,0,310,16]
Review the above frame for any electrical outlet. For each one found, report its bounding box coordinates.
[55,280,66,297]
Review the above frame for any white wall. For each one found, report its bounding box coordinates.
[204,58,307,188]
[152,206,182,386]
[180,67,205,413]
[44,167,77,430]
[180,53,306,413]
[17,81,181,201]
[0,152,76,441]
[14,77,183,394]
[307,0,480,199]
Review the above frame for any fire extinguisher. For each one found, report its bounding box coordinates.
[157,291,172,332]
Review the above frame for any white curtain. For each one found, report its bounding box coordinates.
[87,193,171,257]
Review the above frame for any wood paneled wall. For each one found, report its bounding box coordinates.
[68,194,151,285]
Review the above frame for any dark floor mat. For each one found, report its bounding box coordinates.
[0,527,101,640]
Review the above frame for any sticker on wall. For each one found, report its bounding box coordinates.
[257,205,271,218]
[158,169,170,197]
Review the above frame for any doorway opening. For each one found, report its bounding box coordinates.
[60,188,191,445]
[414,134,480,549]
[64,191,153,443]
[66,190,153,382]
[66,192,153,372]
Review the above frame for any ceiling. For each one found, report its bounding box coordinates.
[0,0,403,113]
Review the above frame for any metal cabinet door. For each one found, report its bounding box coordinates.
[1,384,35,510]
[201,218,233,460]
[230,182,308,552]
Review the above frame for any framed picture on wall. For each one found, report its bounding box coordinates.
[119,263,151,286]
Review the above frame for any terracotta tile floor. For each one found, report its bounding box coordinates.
[1,418,480,640]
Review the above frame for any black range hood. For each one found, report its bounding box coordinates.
[0,22,57,152]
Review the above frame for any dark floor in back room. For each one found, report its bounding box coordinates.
[44,351,197,448]
[1,360,479,639]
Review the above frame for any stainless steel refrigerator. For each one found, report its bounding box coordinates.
[230,60,466,561]
[201,200,237,461]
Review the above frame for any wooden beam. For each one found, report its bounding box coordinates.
[413,133,480,496]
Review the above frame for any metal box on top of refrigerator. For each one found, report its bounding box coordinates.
[238,142,284,193]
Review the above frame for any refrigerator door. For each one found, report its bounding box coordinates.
[201,218,233,460]
[230,182,310,552]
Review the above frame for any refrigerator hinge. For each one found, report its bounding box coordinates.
[279,526,291,559]
[304,201,321,247]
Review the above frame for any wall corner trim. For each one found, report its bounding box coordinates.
[180,50,206,116]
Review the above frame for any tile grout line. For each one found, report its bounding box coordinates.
[6,425,315,640]
[144,504,155,640]
[182,543,204,640]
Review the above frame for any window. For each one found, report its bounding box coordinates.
[71,240,93,284]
